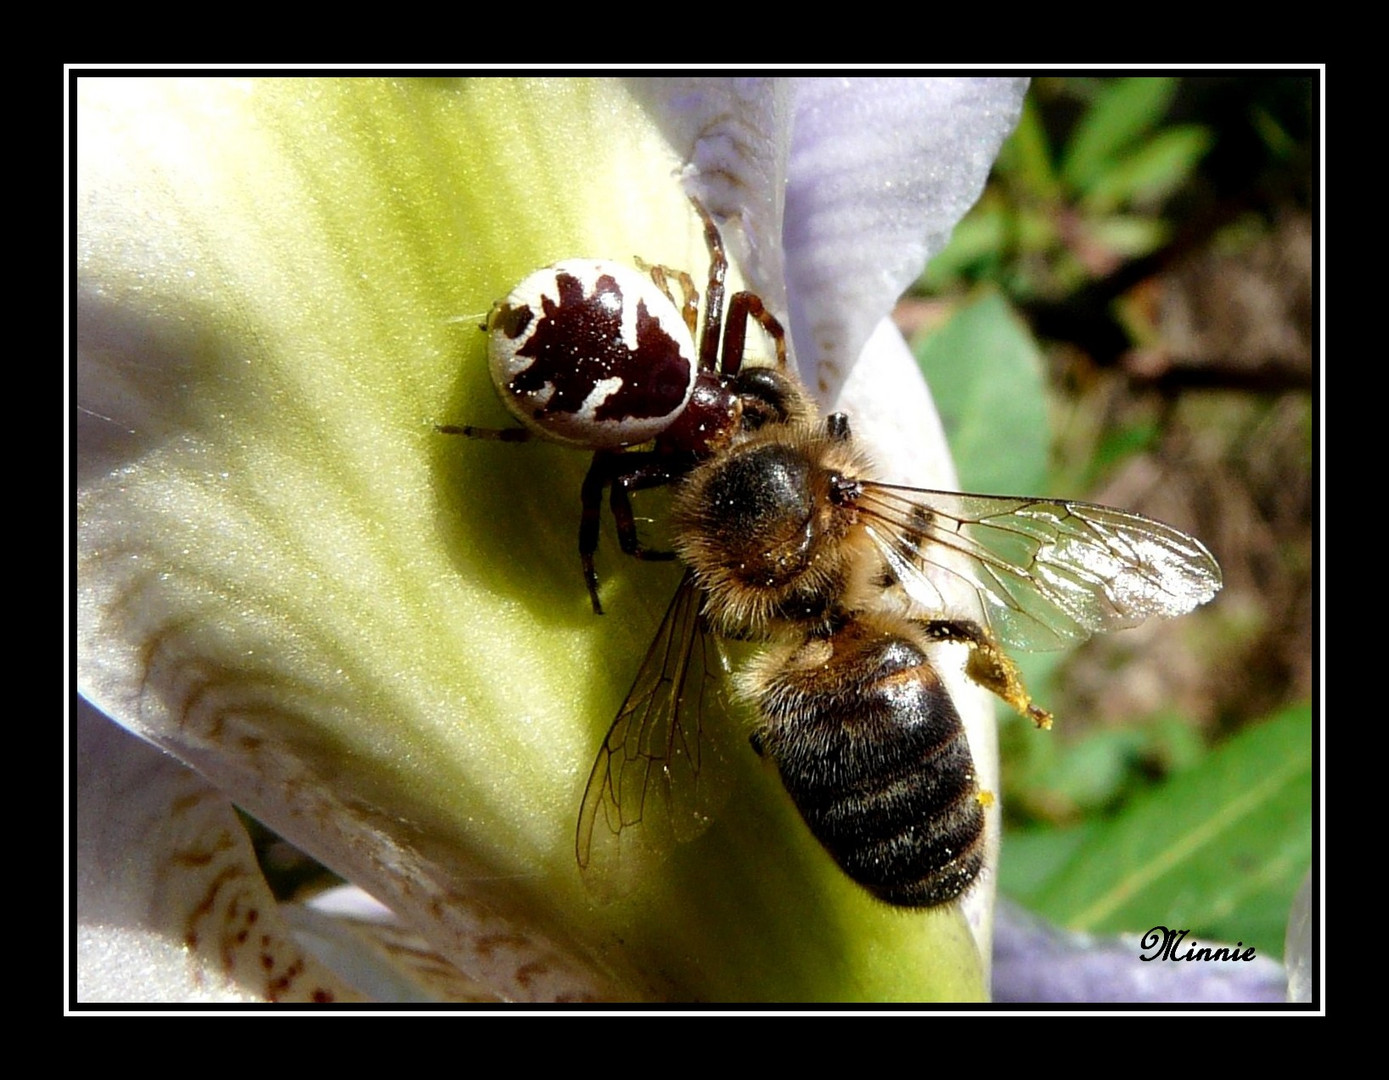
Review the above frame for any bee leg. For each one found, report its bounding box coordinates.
[919,618,1053,730]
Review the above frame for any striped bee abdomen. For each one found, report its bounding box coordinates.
[747,613,986,907]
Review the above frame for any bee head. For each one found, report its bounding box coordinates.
[672,431,872,636]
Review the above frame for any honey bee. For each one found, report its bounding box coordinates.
[443,198,1223,907]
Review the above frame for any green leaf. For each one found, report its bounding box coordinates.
[918,197,1012,287]
[1040,728,1152,811]
[999,822,1098,897]
[1083,125,1213,213]
[1021,706,1312,959]
[996,97,1061,203]
[912,292,1050,494]
[1094,419,1162,473]
[1085,213,1172,260]
[1061,77,1179,194]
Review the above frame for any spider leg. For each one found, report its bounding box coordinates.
[687,197,786,377]
[579,453,613,614]
[690,198,727,373]
[435,424,532,442]
[635,258,700,341]
[579,451,693,615]
[610,458,685,562]
[722,291,787,376]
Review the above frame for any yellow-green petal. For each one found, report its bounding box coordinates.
[78,76,986,1002]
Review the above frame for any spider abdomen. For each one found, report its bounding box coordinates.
[486,260,699,449]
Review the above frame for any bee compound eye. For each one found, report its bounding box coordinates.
[733,367,800,427]
[487,260,699,449]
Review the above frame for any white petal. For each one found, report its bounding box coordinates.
[626,77,796,357]
[834,318,999,970]
[785,77,1029,401]
[75,701,365,1003]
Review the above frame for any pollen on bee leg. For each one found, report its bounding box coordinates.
[962,635,1054,730]
[917,618,1055,729]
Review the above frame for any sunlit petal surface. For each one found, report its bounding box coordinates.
[285,886,509,1003]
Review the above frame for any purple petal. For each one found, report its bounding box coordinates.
[992,900,1288,1004]
[784,77,1028,401]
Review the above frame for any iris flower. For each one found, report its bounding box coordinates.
[75,76,1028,1003]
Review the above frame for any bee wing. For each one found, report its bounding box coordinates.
[861,483,1223,652]
[575,571,733,900]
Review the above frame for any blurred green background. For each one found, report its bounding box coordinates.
[909,74,1314,958]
